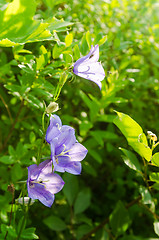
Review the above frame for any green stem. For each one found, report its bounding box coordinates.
[54,73,68,101]
[37,112,50,165]
[16,198,31,240]
[4,186,15,240]
[142,157,151,192]
[153,141,159,151]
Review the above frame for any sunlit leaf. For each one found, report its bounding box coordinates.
[113,111,152,161]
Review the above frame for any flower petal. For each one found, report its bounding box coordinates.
[64,161,82,175]
[28,183,55,207]
[46,115,62,143]
[52,128,76,155]
[75,62,105,89]
[37,160,53,176]
[53,158,82,175]
[68,143,88,161]
[44,173,65,194]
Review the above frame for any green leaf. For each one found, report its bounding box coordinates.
[63,173,79,206]
[119,148,141,172]
[11,163,23,181]
[52,43,65,59]
[29,131,36,144]
[109,201,131,237]
[73,44,80,60]
[86,31,92,49]
[79,121,93,137]
[21,228,39,239]
[65,33,73,47]
[17,216,26,237]
[79,90,100,122]
[154,221,159,236]
[43,216,67,231]
[6,225,17,237]
[80,34,89,55]
[88,149,102,163]
[0,156,14,164]
[139,186,152,204]
[151,153,159,167]
[150,172,159,183]
[74,189,91,215]
[76,224,93,240]
[98,35,107,46]
[113,111,152,161]
[83,162,97,177]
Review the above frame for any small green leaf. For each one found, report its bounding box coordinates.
[86,31,92,49]
[63,173,79,206]
[29,131,36,144]
[80,34,89,55]
[109,201,131,237]
[79,121,93,137]
[11,163,23,182]
[154,221,159,236]
[43,216,67,231]
[21,228,39,239]
[65,33,73,47]
[52,44,65,59]
[83,162,97,177]
[139,186,152,204]
[151,153,159,167]
[119,148,141,172]
[150,172,159,183]
[6,225,17,237]
[0,156,14,164]
[74,189,91,215]
[98,35,107,46]
[73,44,80,60]
[76,224,93,240]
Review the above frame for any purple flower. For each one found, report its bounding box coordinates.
[46,115,88,175]
[73,44,105,89]
[27,160,64,207]
[50,127,88,175]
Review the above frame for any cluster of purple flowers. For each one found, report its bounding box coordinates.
[27,115,88,207]
[27,45,104,207]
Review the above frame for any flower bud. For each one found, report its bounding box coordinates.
[15,197,35,206]
[147,131,157,142]
[46,102,59,114]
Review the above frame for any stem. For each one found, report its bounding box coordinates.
[53,73,68,101]
[70,205,76,240]
[139,201,159,220]
[4,184,15,240]
[142,157,151,192]
[16,213,26,240]
[0,94,13,123]
[153,141,159,150]
[37,113,50,165]
[16,199,31,240]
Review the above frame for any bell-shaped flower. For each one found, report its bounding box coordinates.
[73,44,105,89]
[27,160,65,207]
[46,114,73,144]
[50,128,88,175]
